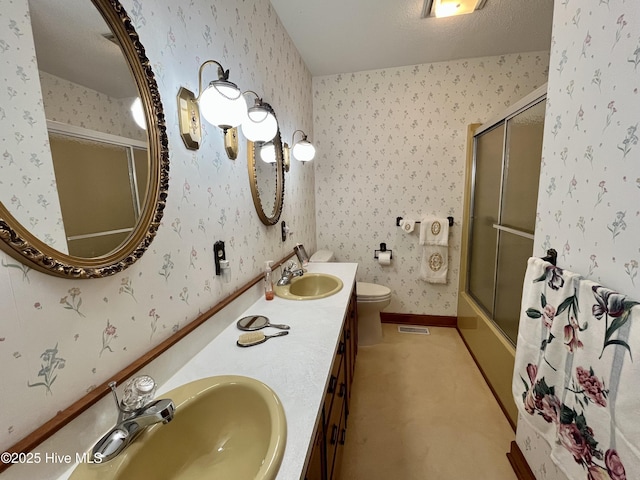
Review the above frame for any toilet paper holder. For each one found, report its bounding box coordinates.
[374,243,393,260]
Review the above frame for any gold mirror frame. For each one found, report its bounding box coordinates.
[247,108,285,226]
[0,0,169,279]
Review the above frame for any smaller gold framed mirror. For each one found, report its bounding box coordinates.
[247,106,285,226]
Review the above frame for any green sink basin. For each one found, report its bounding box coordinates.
[274,273,343,300]
[70,375,286,480]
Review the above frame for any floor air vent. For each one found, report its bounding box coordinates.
[397,325,430,335]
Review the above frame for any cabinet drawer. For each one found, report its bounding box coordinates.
[325,397,343,478]
[325,356,346,473]
[330,402,347,480]
[348,292,358,389]
[323,335,346,427]
[304,425,324,480]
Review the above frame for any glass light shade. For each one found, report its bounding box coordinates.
[434,0,478,17]
[242,108,278,142]
[292,139,316,162]
[260,142,277,163]
[199,80,247,129]
[131,97,146,130]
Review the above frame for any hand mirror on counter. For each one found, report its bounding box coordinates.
[236,315,290,331]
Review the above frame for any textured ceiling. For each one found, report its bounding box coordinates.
[269,0,554,76]
[29,0,137,98]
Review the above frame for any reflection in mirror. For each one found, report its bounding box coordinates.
[35,0,147,257]
[0,0,168,278]
[247,117,285,226]
[48,126,149,257]
[256,144,277,215]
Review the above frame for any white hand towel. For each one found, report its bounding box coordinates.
[420,245,448,284]
[420,216,449,246]
[400,217,415,234]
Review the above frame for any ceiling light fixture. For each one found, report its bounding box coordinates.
[421,0,487,19]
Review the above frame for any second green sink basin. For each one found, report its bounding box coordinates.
[274,273,343,300]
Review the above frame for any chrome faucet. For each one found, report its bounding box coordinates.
[91,376,175,462]
[277,261,304,286]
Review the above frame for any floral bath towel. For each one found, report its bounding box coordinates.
[513,257,640,480]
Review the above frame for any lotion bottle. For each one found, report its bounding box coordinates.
[264,261,274,300]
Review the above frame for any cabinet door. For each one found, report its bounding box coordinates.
[333,408,347,480]
[305,426,325,480]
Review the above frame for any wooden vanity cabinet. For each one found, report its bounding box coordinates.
[325,343,346,478]
[304,284,358,480]
[345,288,358,403]
[304,425,325,480]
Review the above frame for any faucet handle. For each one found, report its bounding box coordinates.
[120,375,158,412]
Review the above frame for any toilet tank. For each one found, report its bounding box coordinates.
[309,249,334,262]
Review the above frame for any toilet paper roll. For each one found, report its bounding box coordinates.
[378,251,392,266]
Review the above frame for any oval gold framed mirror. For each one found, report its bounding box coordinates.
[247,106,285,226]
[0,0,169,279]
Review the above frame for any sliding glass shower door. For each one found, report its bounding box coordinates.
[467,96,546,344]
[468,124,504,318]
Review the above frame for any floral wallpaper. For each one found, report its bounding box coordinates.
[313,52,550,316]
[516,411,568,480]
[0,0,66,251]
[535,0,640,297]
[522,1,640,479]
[0,0,315,453]
[39,71,145,141]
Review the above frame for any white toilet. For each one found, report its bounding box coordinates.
[309,250,392,346]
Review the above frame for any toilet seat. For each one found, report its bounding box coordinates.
[356,282,391,302]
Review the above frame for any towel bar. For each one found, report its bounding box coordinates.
[541,248,557,266]
[396,216,454,227]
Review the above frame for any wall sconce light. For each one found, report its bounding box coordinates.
[198,60,246,129]
[291,129,316,164]
[131,97,146,130]
[242,91,278,143]
[260,141,277,164]
[177,60,246,158]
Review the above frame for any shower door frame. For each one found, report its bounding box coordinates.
[457,83,547,427]
[467,84,547,345]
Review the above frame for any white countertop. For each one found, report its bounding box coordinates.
[2,262,356,480]
[142,262,357,480]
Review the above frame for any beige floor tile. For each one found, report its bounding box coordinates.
[338,324,517,480]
